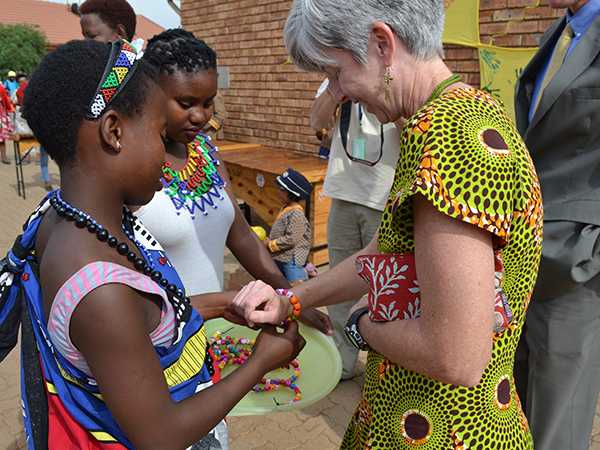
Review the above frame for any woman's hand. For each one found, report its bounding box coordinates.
[299,308,333,335]
[251,321,306,372]
[231,280,289,326]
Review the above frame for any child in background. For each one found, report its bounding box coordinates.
[266,168,313,284]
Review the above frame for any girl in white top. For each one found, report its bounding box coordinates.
[137,29,331,332]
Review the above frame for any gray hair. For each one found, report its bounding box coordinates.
[284,0,445,72]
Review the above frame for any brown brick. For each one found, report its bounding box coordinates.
[538,18,559,31]
[480,10,494,23]
[524,6,553,19]
[508,19,540,33]
[493,8,524,21]
[507,0,536,6]
[481,22,509,35]
[182,0,557,153]
[481,0,507,10]
[493,34,523,46]
[523,33,543,46]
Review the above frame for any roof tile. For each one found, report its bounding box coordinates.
[0,0,165,47]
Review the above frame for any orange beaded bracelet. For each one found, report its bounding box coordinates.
[276,289,302,319]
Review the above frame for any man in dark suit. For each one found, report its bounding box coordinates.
[515,1,600,449]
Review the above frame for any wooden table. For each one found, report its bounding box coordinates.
[220,145,331,266]
[215,140,263,152]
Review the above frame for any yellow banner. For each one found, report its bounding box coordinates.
[479,45,537,121]
[443,0,480,46]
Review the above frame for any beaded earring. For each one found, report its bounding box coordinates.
[116,140,122,150]
[384,66,394,101]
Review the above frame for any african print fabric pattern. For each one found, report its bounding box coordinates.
[342,88,542,449]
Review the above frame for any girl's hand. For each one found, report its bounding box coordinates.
[299,308,333,336]
[251,321,306,372]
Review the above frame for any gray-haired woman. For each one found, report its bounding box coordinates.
[233,0,542,448]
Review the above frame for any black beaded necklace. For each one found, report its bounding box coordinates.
[49,190,185,300]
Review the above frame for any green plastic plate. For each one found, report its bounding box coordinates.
[204,318,342,416]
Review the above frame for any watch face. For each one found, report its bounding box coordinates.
[344,322,367,351]
[344,307,370,351]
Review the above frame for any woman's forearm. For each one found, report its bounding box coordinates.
[359,316,482,386]
[293,244,371,309]
[293,234,379,308]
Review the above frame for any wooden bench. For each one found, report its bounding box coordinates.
[218,143,331,266]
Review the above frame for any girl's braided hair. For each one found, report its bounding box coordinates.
[144,29,217,75]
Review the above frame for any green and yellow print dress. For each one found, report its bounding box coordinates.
[342,88,542,450]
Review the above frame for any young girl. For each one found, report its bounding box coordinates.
[9,39,304,450]
[136,29,331,331]
[266,168,313,284]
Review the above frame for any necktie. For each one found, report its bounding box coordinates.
[533,23,574,113]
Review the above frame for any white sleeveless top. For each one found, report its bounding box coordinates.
[135,187,235,295]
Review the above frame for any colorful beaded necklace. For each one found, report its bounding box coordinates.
[210,331,302,404]
[161,133,226,218]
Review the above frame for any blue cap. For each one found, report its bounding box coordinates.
[276,168,312,201]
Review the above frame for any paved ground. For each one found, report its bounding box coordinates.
[0,157,599,449]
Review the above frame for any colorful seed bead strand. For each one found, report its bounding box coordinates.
[210,332,302,404]
[276,289,302,320]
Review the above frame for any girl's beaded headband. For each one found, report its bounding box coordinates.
[87,39,142,119]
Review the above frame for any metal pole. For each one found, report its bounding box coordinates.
[166,0,181,15]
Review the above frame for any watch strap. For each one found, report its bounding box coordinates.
[344,306,370,351]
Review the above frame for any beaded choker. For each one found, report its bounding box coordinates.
[210,331,302,404]
[161,133,226,219]
[426,73,462,104]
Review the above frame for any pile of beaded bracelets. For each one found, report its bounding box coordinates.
[209,332,302,404]
[276,288,302,320]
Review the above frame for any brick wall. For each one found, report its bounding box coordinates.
[182,0,563,154]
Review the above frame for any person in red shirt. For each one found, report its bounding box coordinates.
[15,75,28,107]
[0,83,14,164]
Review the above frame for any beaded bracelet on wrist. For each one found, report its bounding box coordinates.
[276,288,302,320]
